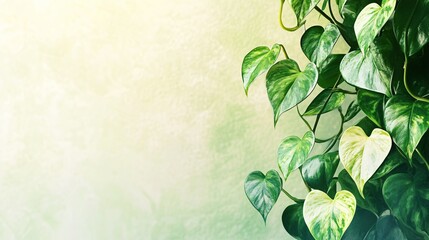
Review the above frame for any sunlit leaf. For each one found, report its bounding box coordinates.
[289,0,322,24]
[301,24,340,67]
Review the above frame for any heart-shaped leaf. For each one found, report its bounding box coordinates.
[342,207,377,240]
[354,0,396,54]
[363,215,408,240]
[242,44,281,95]
[371,147,406,180]
[339,0,374,45]
[384,95,429,159]
[339,126,391,196]
[383,172,429,235]
[244,170,283,223]
[278,131,315,181]
[340,36,393,96]
[304,89,345,116]
[394,0,429,56]
[317,54,344,89]
[301,151,340,191]
[303,190,356,240]
[357,89,386,127]
[289,0,321,25]
[301,24,341,67]
[266,60,318,125]
[344,100,361,122]
[282,203,314,240]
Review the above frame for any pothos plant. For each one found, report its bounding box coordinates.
[241,0,429,239]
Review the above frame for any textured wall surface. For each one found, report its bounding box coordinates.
[0,0,341,239]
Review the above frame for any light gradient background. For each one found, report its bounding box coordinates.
[0,0,344,239]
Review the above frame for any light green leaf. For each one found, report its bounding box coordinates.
[289,0,321,25]
[282,203,314,240]
[302,152,340,192]
[266,60,318,125]
[317,54,344,89]
[304,89,345,116]
[339,126,391,196]
[244,170,282,223]
[363,215,408,240]
[303,190,356,240]
[394,0,429,56]
[384,95,429,159]
[301,24,341,67]
[342,208,377,240]
[357,90,386,127]
[354,0,396,54]
[278,131,315,181]
[241,44,281,95]
[383,172,429,235]
[340,37,393,96]
[344,100,361,122]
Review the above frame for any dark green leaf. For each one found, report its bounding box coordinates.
[317,54,344,89]
[384,95,429,159]
[301,24,341,67]
[340,36,393,96]
[394,0,429,56]
[244,170,283,223]
[282,203,314,240]
[357,89,385,127]
[302,151,340,192]
[278,131,315,181]
[342,208,377,240]
[344,100,361,122]
[304,89,345,116]
[383,172,429,235]
[356,117,378,136]
[242,44,281,95]
[290,0,322,24]
[363,215,408,240]
[266,59,318,125]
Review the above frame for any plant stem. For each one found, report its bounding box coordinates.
[403,57,429,103]
[279,0,304,32]
[282,189,304,203]
[280,44,290,59]
[332,88,357,95]
[416,149,429,172]
[323,109,344,153]
[328,0,341,24]
[296,106,312,131]
[314,6,335,24]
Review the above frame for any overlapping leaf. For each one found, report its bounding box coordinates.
[288,0,321,25]
[364,215,408,240]
[344,100,361,122]
[282,203,314,239]
[317,54,344,89]
[303,190,356,240]
[384,95,429,159]
[266,60,318,125]
[244,170,282,223]
[242,44,281,94]
[357,90,385,127]
[304,89,345,116]
[342,208,377,240]
[354,0,396,54]
[278,131,315,181]
[339,126,391,196]
[301,24,340,67]
[301,152,340,191]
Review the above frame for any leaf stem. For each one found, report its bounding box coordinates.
[328,0,341,25]
[279,0,304,32]
[416,149,429,172]
[280,44,290,59]
[332,88,357,95]
[282,189,304,203]
[323,109,344,154]
[403,57,429,103]
[314,6,335,24]
[296,106,312,131]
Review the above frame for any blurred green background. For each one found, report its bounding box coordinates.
[0,0,344,239]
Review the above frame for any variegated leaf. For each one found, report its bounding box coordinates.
[244,170,282,223]
[289,0,321,25]
[384,96,429,159]
[344,100,361,122]
[278,131,315,181]
[339,126,391,197]
[303,190,356,240]
[304,89,345,116]
[354,0,396,54]
[301,24,341,67]
[266,60,318,125]
[302,151,340,192]
[241,44,281,95]
[317,54,344,89]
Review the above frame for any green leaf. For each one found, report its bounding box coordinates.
[339,0,374,45]
[303,89,345,116]
[344,100,361,122]
[289,0,322,25]
[383,172,429,235]
[357,89,386,127]
[241,44,281,95]
[394,0,429,56]
[244,170,283,223]
[303,190,356,240]
[301,152,340,192]
[317,54,344,89]
[363,215,408,240]
[301,24,341,67]
[340,36,393,96]
[356,117,378,136]
[339,126,391,196]
[278,131,315,181]
[384,95,429,159]
[342,208,377,240]
[282,203,314,240]
[354,0,396,54]
[266,60,318,125]
[371,148,406,180]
